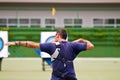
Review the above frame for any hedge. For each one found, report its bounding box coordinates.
[0,27,120,57]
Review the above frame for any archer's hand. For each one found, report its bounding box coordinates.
[5,42,15,46]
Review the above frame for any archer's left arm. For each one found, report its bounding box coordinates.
[5,41,40,49]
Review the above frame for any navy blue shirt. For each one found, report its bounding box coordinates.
[40,41,87,80]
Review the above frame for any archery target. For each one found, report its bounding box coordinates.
[0,38,4,51]
[40,32,56,58]
[0,31,8,58]
[45,36,55,43]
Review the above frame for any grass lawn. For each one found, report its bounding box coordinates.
[0,58,120,80]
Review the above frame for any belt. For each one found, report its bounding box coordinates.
[52,71,77,80]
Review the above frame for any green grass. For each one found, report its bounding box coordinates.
[1,58,51,80]
[0,58,120,80]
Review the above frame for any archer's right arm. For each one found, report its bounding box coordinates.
[73,38,94,50]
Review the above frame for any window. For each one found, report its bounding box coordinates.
[93,19,104,27]
[64,19,73,24]
[64,18,82,28]
[64,19,73,28]
[19,19,29,27]
[116,19,120,28]
[105,19,115,28]
[45,18,55,28]
[0,19,7,24]
[74,19,82,27]
[31,19,41,27]
[93,18,118,28]
[8,19,17,24]
[0,18,7,27]
[20,19,29,24]
[8,18,17,27]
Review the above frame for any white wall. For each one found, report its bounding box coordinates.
[0,10,120,27]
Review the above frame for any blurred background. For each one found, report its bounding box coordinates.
[0,0,120,57]
[0,0,120,80]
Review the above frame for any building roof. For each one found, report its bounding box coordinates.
[0,0,120,10]
[0,0,120,3]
